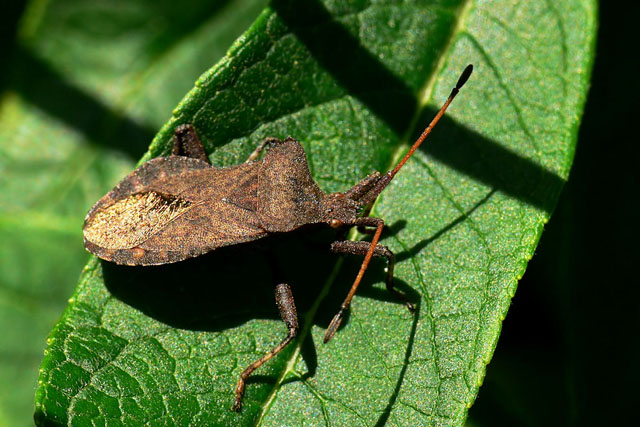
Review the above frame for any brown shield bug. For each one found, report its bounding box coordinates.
[83,65,473,411]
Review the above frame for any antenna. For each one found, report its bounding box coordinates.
[388,64,473,180]
[324,65,474,343]
[356,65,473,207]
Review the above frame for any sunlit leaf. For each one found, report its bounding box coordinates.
[31,0,595,425]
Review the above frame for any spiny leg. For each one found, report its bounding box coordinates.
[330,240,414,313]
[232,282,299,412]
[172,124,210,163]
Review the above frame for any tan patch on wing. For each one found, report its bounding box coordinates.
[84,191,193,249]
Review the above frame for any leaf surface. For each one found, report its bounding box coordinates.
[0,0,267,425]
[32,0,596,425]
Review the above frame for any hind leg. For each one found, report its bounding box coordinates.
[232,282,299,411]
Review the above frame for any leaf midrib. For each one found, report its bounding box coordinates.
[254,0,474,423]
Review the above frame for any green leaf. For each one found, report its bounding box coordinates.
[32,0,596,425]
[0,0,267,425]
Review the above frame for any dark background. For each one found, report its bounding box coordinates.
[468,2,640,425]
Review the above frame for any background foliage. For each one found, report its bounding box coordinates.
[1,1,631,426]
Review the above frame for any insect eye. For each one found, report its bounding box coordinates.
[329,219,343,229]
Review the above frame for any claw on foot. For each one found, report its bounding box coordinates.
[324,310,344,343]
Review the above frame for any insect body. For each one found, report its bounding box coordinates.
[83,65,473,411]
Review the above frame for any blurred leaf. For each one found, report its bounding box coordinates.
[31,0,595,426]
[0,0,267,425]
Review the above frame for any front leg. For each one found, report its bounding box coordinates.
[356,205,375,234]
[172,124,210,164]
[330,240,414,313]
[324,217,416,343]
[232,282,298,411]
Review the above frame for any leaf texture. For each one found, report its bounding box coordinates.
[32,0,596,425]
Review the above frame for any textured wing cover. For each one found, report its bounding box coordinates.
[83,156,266,265]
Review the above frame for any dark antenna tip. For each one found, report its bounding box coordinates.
[384,62,473,182]
[456,64,473,90]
